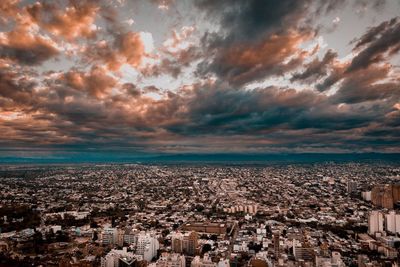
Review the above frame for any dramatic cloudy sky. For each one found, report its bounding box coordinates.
[0,0,399,159]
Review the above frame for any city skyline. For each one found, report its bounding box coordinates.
[0,0,400,160]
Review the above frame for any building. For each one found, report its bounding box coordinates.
[102,228,118,246]
[315,252,345,267]
[182,231,198,256]
[153,252,186,267]
[217,259,229,267]
[347,180,357,194]
[293,239,314,262]
[385,211,396,234]
[124,232,138,246]
[181,222,227,234]
[368,211,384,235]
[371,184,400,209]
[191,254,216,267]
[293,246,314,262]
[362,191,371,201]
[136,232,159,262]
[171,232,183,254]
[101,248,143,267]
[273,231,280,258]
[224,204,258,215]
[385,211,400,234]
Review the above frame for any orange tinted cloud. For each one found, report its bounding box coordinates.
[223,32,307,67]
[84,32,146,71]
[0,0,19,24]
[0,23,59,65]
[117,32,146,68]
[62,66,117,98]
[26,0,99,41]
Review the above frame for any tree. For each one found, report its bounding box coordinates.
[90,221,99,228]
[33,230,43,254]
[210,235,218,241]
[161,229,170,237]
[45,228,55,242]
[55,230,69,242]
[201,244,212,254]
[92,231,98,242]
[137,199,146,211]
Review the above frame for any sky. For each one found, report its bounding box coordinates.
[0,0,399,160]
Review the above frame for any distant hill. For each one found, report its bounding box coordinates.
[0,153,399,165]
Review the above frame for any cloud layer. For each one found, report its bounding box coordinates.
[0,0,399,156]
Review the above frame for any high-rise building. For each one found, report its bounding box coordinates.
[293,246,314,262]
[124,231,138,246]
[361,191,371,201]
[171,232,184,254]
[386,211,396,233]
[273,231,280,258]
[347,180,357,194]
[371,184,400,209]
[395,214,400,234]
[368,211,384,235]
[136,232,159,262]
[183,231,198,256]
[102,228,118,246]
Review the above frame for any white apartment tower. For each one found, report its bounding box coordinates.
[136,232,160,262]
[386,211,396,233]
[368,211,384,235]
[101,228,118,246]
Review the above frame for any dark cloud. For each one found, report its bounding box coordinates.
[192,0,321,85]
[164,82,378,138]
[347,17,400,72]
[316,65,345,92]
[0,43,58,66]
[0,67,37,106]
[122,83,141,97]
[143,85,161,94]
[0,69,398,152]
[291,50,337,83]
[198,30,314,86]
[333,64,400,104]
[196,0,309,42]
[0,27,59,65]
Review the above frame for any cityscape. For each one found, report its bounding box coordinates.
[1,0,400,266]
[0,161,400,266]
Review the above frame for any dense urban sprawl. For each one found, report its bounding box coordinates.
[0,162,400,267]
